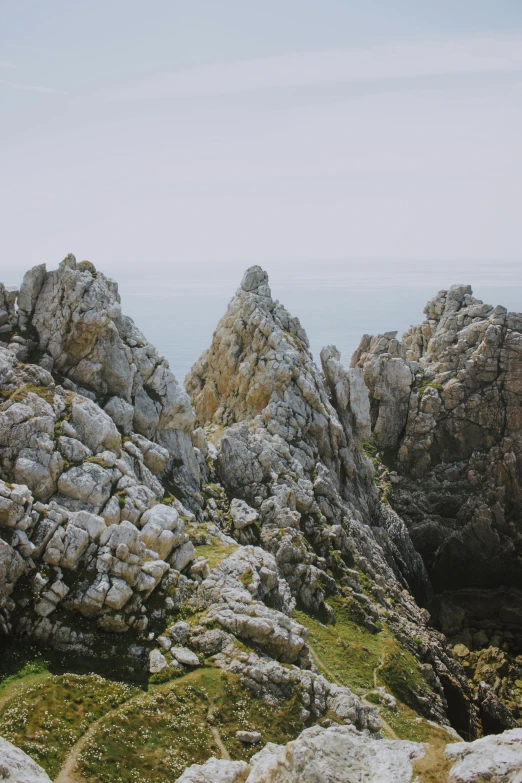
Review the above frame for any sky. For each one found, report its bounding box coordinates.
[1,1,522,273]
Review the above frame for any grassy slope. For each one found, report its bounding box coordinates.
[0,658,303,783]
[295,595,458,745]
[0,595,459,781]
[0,671,138,779]
[79,667,303,783]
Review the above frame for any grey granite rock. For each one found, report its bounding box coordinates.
[0,737,52,783]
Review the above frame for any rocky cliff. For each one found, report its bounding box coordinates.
[185,266,482,736]
[0,260,520,781]
[0,255,208,664]
[352,284,522,723]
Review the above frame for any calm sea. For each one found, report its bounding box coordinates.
[2,260,521,384]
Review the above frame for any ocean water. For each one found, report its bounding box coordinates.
[2,259,521,384]
[117,259,521,383]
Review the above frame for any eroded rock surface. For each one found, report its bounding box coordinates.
[16,255,202,509]
[0,257,206,657]
[0,736,52,783]
[186,266,477,735]
[352,285,522,595]
[176,724,522,783]
[4,258,517,777]
[352,286,522,724]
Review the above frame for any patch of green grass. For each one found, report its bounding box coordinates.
[0,646,51,694]
[379,645,424,709]
[240,567,253,587]
[380,701,456,745]
[412,370,443,399]
[79,667,304,783]
[295,596,384,692]
[0,673,139,778]
[194,541,238,570]
[417,381,443,398]
[295,596,434,726]
[85,455,109,466]
[355,569,375,597]
[7,383,56,405]
[163,604,207,629]
[362,439,378,459]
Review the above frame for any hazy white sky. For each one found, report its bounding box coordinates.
[1,1,522,271]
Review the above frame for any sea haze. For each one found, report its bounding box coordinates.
[1,259,521,384]
[116,259,521,383]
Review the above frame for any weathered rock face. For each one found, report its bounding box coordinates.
[0,736,52,783]
[0,362,197,649]
[352,285,522,596]
[4,258,515,762]
[0,256,208,654]
[186,267,428,606]
[0,260,386,748]
[186,267,478,736]
[16,255,202,509]
[176,724,522,783]
[352,286,522,727]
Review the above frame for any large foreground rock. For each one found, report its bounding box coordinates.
[446,728,522,782]
[177,725,522,783]
[0,737,52,783]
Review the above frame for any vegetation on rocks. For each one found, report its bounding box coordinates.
[78,668,303,783]
[1,261,521,782]
[0,670,138,778]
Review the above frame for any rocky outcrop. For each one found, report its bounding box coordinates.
[0,736,52,783]
[4,258,514,761]
[176,724,522,783]
[186,267,429,607]
[0,256,208,655]
[446,728,522,782]
[15,255,202,509]
[176,724,424,783]
[351,285,522,596]
[351,285,522,730]
[186,266,478,736]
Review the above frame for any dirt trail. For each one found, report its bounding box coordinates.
[54,682,163,783]
[309,644,399,740]
[207,701,230,760]
[54,710,111,783]
[54,672,232,783]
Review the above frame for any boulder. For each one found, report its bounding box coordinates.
[445,728,522,782]
[171,646,199,667]
[0,736,52,783]
[236,731,262,744]
[230,498,259,530]
[149,649,169,673]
